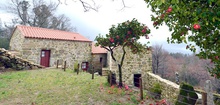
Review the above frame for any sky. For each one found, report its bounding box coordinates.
[0,0,193,54]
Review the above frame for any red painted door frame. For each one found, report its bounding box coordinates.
[40,50,50,67]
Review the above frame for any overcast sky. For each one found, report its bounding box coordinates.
[0,0,193,54]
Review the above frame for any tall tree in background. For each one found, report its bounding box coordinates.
[152,44,168,77]
[145,0,220,78]
[95,18,151,87]
[2,0,76,32]
[0,19,10,49]
[0,26,10,49]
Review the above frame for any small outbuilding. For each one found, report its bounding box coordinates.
[91,43,108,74]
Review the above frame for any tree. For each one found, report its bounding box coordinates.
[58,0,127,12]
[95,18,151,87]
[2,0,76,32]
[152,44,168,77]
[145,0,220,78]
[0,24,10,49]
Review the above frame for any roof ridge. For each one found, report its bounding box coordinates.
[17,25,79,34]
[16,25,91,42]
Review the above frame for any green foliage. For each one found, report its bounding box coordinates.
[95,18,151,54]
[1,69,157,104]
[95,18,151,87]
[175,82,198,105]
[74,61,79,72]
[145,0,220,78]
[214,95,220,105]
[0,69,108,104]
[130,95,139,104]
[149,82,162,99]
[0,38,9,50]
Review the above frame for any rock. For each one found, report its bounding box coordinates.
[0,56,10,61]
[94,72,100,76]
[0,66,5,70]
[0,49,44,70]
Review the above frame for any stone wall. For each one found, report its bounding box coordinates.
[9,28,25,51]
[144,72,180,102]
[91,53,107,72]
[109,47,152,86]
[0,48,43,70]
[21,38,92,69]
[9,30,92,69]
[107,46,180,101]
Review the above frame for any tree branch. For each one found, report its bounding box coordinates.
[78,0,99,12]
[120,43,127,66]
[110,47,117,62]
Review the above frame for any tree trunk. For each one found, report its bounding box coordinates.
[118,64,123,87]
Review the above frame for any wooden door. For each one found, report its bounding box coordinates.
[40,50,50,67]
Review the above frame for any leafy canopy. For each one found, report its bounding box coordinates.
[95,18,151,54]
[145,0,220,78]
[95,18,151,87]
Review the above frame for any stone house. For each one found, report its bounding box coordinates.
[9,25,152,88]
[91,43,108,74]
[9,25,92,69]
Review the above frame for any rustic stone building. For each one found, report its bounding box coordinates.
[9,25,153,87]
[9,25,92,69]
[91,43,108,74]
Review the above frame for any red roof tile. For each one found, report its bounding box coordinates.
[92,43,108,54]
[16,25,91,42]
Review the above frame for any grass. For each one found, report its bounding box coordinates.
[0,69,159,105]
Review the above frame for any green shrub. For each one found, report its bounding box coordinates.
[149,82,162,99]
[214,95,220,105]
[175,82,198,105]
[74,61,79,72]
[130,95,139,104]
[0,38,9,50]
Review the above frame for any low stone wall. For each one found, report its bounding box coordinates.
[144,72,180,102]
[0,48,44,70]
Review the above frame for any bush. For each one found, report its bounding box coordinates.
[175,82,198,105]
[0,38,9,50]
[214,94,220,105]
[149,82,162,99]
[107,72,116,85]
[74,61,79,72]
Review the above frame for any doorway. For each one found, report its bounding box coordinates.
[40,50,50,67]
[134,74,141,87]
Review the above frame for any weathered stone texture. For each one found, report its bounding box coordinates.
[144,72,180,102]
[109,47,152,86]
[204,80,214,105]
[9,30,92,69]
[21,38,92,69]
[9,29,24,51]
[0,48,43,69]
[107,46,179,102]
[92,53,107,71]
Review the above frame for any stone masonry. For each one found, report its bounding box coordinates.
[144,72,180,102]
[10,29,92,69]
[91,53,107,72]
[108,46,181,102]
[109,46,152,86]
[0,48,44,70]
